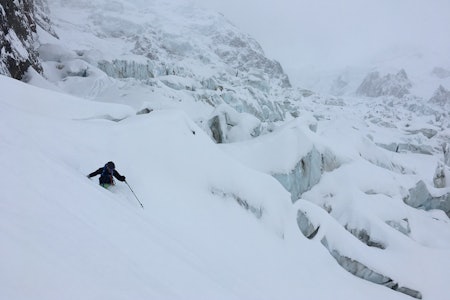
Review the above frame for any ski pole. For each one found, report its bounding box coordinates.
[125,181,144,209]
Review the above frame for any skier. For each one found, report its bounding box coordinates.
[88,161,126,188]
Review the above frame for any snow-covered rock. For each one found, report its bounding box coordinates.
[35,0,58,38]
[0,0,42,79]
[429,85,450,109]
[36,0,297,125]
[356,69,412,98]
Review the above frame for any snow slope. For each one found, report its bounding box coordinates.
[2,71,450,299]
[1,75,417,300]
[221,104,450,299]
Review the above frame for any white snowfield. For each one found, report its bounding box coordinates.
[0,75,418,300]
[1,73,449,299]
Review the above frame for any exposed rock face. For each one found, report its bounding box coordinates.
[406,180,450,216]
[356,69,412,98]
[0,0,42,79]
[34,0,57,38]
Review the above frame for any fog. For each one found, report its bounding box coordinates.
[192,0,450,86]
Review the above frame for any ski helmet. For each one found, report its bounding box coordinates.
[106,161,115,171]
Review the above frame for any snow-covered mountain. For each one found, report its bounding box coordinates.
[1,1,450,299]
[33,0,296,136]
[300,47,450,107]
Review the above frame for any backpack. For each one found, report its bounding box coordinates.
[99,162,115,185]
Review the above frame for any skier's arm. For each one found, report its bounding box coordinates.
[88,168,102,178]
[113,170,126,182]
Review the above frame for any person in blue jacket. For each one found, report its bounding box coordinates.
[88,161,126,188]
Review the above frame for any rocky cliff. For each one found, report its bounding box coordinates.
[0,0,42,79]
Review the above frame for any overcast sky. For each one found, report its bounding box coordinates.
[192,0,450,84]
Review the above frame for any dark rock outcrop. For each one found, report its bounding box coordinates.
[212,31,291,89]
[0,0,43,79]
